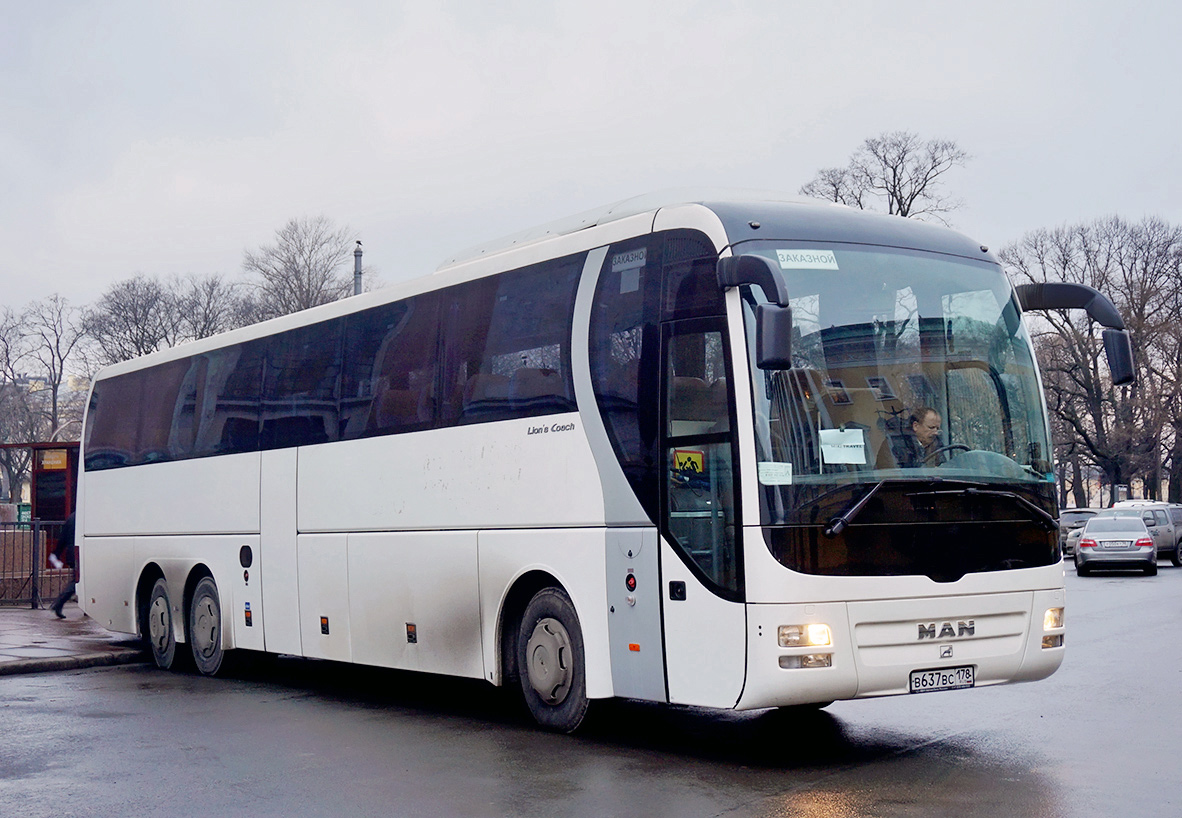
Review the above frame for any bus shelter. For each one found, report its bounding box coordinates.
[0,442,79,608]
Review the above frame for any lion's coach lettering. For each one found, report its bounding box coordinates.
[528,422,576,436]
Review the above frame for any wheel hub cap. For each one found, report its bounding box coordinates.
[149,596,170,650]
[526,618,572,705]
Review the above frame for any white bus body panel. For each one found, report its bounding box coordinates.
[260,449,300,655]
[78,536,136,633]
[84,453,261,536]
[478,527,613,699]
[297,414,605,532]
[604,527,665,702]
[348,530,483,678]
[660,538,747,707]
[81,452,262,637]
[297,533,351,662]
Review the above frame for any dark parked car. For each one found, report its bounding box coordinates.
[1059,508,1101,557]
[1074,514,1157,576]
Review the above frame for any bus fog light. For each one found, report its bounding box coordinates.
[1043,607,1064,631]
[779,623,832,647]
[1042,634,1063,649]
[779,653,833,669]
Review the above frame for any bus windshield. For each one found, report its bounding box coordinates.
[739,242,1053,528]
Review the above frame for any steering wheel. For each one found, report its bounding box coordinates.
[923,444,970,464]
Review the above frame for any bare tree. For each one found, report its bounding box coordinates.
[21,295,84,439]
[82,272,262,369]
[0,309,41,501]
[174,272,258,340]
[82,274,183,367]
[1002,217,1182,503]
[243,216,357,319]
[801,131,969,223]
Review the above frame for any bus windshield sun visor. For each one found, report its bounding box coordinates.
[1014,282,1136,386]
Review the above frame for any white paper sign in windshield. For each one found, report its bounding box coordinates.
[819,428,867,465]
[777,249,839,270]
[757,461,794,485]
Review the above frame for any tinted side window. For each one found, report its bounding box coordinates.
[196,341,264,456]
[662,232,723,321]
[84,370,147,470]
[589,236,661,522]
[341,293,440,438]
[261,320,343,450]
[442,257,581,426]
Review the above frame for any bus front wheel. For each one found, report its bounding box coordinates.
[189,576,227,676]
[146,577,177,669]
[516,587,589,733]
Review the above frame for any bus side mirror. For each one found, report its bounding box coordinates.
[1103,328,1135,386]
[1014,281,1137,385]
[756,304,793,370]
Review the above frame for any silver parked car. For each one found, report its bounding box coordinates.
[1074,514,1157,576]
[1108,502,1182,565]
[1059,508,1102,557]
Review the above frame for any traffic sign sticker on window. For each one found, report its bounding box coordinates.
[674,449,704,474]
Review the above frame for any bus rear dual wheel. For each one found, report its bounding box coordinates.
[144,575,227,676]
[516,587,589,733]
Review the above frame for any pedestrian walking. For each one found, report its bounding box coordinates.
[48,512,77,618]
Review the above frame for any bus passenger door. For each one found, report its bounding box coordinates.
[659,319,747,707]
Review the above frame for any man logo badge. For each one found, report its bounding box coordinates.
[940,645,954,658]
[918,620,975,640]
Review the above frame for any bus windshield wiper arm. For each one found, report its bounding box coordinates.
[907,487,1058,531]
[824,481,886,538]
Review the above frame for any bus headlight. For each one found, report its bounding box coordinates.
[779,623,832,647]
[1043,607,1064,631]
[1042,607,1064,649]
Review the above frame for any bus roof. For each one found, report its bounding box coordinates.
[436,189,995,270]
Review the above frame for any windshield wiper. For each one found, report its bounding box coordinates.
[824,481,885,538]
[906,487,1058,531]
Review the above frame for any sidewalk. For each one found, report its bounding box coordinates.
[0,602,147,676]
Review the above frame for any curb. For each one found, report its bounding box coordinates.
[0,648,148,677]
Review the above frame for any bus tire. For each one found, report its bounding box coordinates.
[516,587,589,733]
[189,576,227,676]
[145,577,178,670]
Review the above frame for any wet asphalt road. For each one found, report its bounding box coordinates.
[2,568,1178,818]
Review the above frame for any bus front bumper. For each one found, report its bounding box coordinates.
[737,589,1066,710]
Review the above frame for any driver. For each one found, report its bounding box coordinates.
[891,406,945,467]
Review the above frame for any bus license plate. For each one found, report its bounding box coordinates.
[909,665,975,693]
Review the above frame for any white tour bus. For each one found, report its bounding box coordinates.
[78,192,1134,731]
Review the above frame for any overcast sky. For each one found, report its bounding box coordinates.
[2,1,1179,311]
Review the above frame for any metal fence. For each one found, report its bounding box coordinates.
[0,520,71,609]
